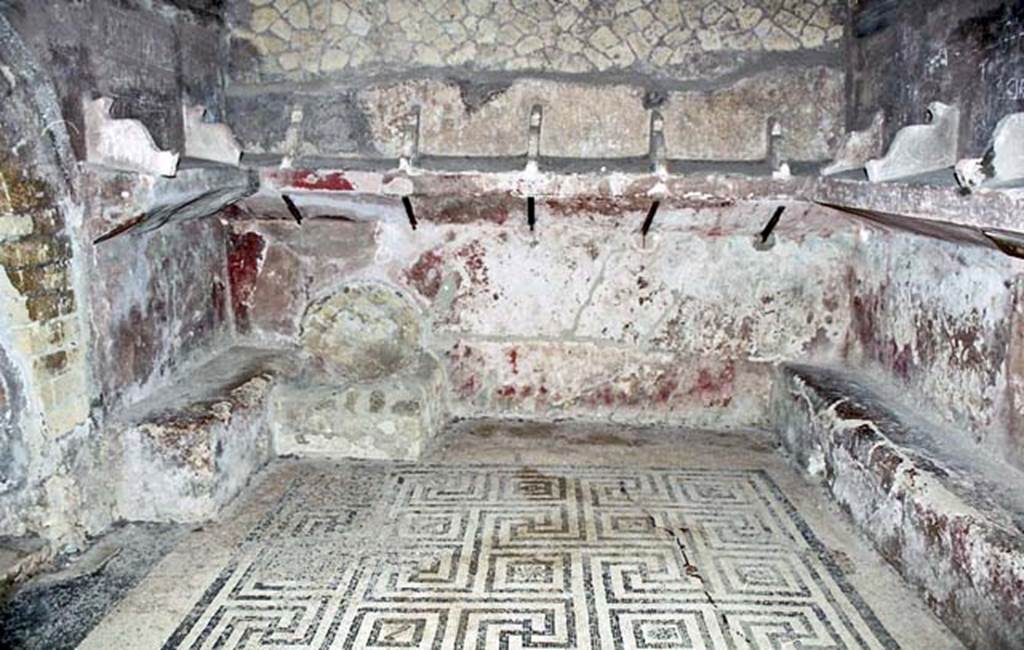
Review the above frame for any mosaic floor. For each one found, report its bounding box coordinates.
[80,422,959,649]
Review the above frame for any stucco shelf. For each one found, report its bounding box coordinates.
[239,165,1024,246]
[81,160,257,244]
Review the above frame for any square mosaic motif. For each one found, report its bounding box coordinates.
[164,463,895,648]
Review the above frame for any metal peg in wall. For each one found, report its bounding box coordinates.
[402,196,417,231]
[754,205,784,251]
[282,194,303,224]
[641,200,660,246]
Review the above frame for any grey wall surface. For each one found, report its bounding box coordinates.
[848,0,1024,156]
[4,0,226,155]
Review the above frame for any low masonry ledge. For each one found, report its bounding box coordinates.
[771,363,1024,649]
[235,164,1024,252]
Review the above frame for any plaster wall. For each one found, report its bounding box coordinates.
[229,201,860,429]
[84,218,234,417]
[230,199,1024,476]
[845,229,1024,470]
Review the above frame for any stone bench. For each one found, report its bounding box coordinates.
[272,352,447,460]
[113,347,292,523]
[112,280,453,524]
[771,363,1024,649]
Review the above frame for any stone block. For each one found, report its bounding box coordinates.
[956,112,1024,190]
[39,362,89,434]
[0,238,62,269]
[865,102,959,182]
[10,264,70,295]
[24,292,74,322]
[183,105,243,165]
[822,111,885,176]
[662,65,844,161]
[359,79,526,158]
[359,79,650,158]
[272,353,448,460]
[0,215,33,241]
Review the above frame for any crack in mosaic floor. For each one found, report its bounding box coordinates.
[160,462,894,649]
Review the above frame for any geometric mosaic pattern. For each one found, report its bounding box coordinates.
[164,462,895,649]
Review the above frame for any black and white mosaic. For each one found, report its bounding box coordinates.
[164,463,895,649]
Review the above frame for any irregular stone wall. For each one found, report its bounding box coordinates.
[224,0,848,161]
[228,0,845,81]
[845,230,1024,470]
[0,169,98,545]
[229,201,860,429]
[0,11,105,548]
[0,158,85,435]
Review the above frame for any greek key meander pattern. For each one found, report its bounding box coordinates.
[165,463,894,648]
